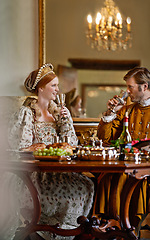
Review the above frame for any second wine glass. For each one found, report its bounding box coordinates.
[56,93,66,107]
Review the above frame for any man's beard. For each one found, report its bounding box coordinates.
[130,87,144,103]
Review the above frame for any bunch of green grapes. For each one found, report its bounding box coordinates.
[33,147,71,156]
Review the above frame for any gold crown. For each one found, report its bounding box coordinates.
[32,63,55,89]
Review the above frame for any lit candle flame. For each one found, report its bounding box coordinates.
[96,12,102,23]
[126,17,131,32]
[95,12,101,32]
[116,12,122,28]
[87,14,92,30]
[117,12,121,21]
[127,17,131,24]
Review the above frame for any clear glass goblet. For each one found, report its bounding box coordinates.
[110,90,128,113]
[56,93,66,107]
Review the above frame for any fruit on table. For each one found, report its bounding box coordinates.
[124,147,130,153]
[124,146,140,153]
[33,147,71,156]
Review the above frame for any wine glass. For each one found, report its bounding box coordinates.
[110,90,128,113]
[116,90,128,104]
[56,93,66,107]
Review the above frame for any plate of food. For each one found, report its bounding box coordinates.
[19,143,48,160]
[20,143,47,152]
[20,142,74,161]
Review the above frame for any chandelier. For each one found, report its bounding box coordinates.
[86,0,132,51]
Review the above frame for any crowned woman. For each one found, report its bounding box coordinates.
[8,63,94,240]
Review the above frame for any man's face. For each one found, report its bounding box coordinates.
[126,77,145,102]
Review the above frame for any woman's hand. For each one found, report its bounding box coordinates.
[60,106,69,118]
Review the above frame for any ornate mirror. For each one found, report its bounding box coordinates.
[38,0,140,118]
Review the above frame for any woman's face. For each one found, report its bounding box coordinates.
[76,98,82,109]
[39,77,59,101]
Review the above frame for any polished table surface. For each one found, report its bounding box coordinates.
[2,157,150,240]
[4,158,150,178]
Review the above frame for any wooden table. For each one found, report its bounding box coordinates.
[2,157,150,240]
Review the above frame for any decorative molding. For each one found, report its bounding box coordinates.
[68,59,141,70]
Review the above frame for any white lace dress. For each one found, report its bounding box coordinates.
[8,97,94,240]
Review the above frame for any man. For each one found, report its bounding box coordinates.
[97,67,150,144]
[96,67,150,227]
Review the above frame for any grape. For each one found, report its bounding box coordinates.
[43,148,48,152]
[33,151,38,156]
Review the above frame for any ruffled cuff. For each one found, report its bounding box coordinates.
[101,113,117,123]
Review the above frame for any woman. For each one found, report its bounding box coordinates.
[70,95,82,117]
[8,63,94,240]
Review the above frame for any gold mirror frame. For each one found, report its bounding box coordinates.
[38,0,46,67]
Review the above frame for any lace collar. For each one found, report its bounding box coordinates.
[139,97,150,107]
[25,97,60,121]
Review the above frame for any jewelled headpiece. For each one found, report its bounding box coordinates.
[32,63,55,89]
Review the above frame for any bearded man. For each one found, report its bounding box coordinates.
[98,67,150,143]
[97,67,150,228]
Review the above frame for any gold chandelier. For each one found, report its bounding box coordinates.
[86,0,132,51]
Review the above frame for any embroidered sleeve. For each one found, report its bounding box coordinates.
[97,106,127,144]
[8,106,34,150]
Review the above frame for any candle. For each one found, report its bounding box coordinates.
[116,12,122,28]
[87,14,92,30]
[127,17,131,32]
[95,12,101,32]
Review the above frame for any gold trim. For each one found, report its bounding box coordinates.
[38,0,46,67]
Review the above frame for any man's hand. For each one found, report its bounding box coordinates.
[105,95,126,115]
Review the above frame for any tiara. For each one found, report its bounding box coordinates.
[32,63,55,89]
